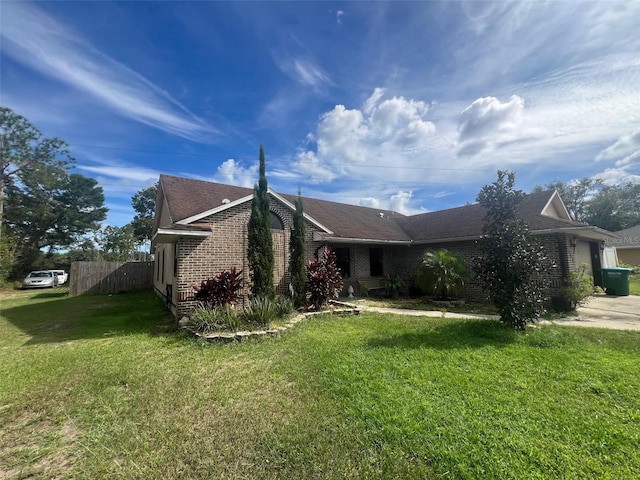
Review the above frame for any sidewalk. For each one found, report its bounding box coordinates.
[543,295,640,331]
[338,296,640,331]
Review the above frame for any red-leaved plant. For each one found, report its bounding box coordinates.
[306,247,344,310]
[192,268,244,307]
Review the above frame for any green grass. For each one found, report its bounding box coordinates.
[356,296,499,315]
[1,288,640,478]
[630,273,640,295]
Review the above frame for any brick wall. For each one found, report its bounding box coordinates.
[381,234,570,302]
[171,197,320,317]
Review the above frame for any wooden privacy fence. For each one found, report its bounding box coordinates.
[69,261,154,296]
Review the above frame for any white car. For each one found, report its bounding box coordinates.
[50,269,68,285]
[22,270,58,289]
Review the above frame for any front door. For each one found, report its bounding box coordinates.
[590,242,603,287]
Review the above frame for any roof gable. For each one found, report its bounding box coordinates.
[159,174,333,234]
[160,174,254,224]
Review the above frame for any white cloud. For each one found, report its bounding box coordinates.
[358,197,380,208]
[276,56,331,89]
[1,2,217,142]
[456,95,539,157]
[431,191,455,199]
[389,190,413,215]
[595,129,640,167]
[363,87,385,114]
[214,159,258,188]
[294,89,436,183]
[594,167,640,186]
[77,164,160,184]
[292,151,338,184]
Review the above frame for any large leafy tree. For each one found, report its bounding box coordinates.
[544,178,603,222]
[96,225,135,261]
[0,107,72,240]
[0,108,107,277]
[130,183,157,245]
[288,189,306,307]
[585,183,640,231]
[538,178,640,231]
[475,171,548,330]
[247,145,274,298]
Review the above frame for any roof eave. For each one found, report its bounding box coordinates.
[313,232,412,245]
[531,226,616,240]
[412,235,481,245]
[152,228,212,246]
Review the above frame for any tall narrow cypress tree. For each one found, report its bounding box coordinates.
[247,144,275,298]
[288,189,306,308]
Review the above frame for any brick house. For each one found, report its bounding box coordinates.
[152,174,614,318]
[608,225,640,267]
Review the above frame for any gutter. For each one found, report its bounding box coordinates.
[314,225,617,246]
[530,226,617,239]
[313,232,412,245]
[151,227,212,247]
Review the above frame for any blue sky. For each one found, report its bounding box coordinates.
[2,1,639,226]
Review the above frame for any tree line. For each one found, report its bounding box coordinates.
[0,107,156,285]
[533,178,640,232]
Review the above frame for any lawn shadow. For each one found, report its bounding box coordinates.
[368,319,518,350]
[2,290,173,345]
[30,288,70,300]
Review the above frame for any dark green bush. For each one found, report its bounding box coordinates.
[189,304,240,332]
[241,296,279,329]
[385,274,404,299]
[420,249,466,300]
[562,264,594,308]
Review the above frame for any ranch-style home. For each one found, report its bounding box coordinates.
[152,174,615,318]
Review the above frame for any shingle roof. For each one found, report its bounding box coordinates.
[398,190,586,242]
[279,193,411,241]
[159,175,588,243]
[611,225,640,248]
[161,174,253,223]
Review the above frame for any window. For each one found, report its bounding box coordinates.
[156,248,160,281]
[369,248,383,277]
[270,211,284,230]
[173,243,178,278]
[161,249,165,284]
[334,247,351,278]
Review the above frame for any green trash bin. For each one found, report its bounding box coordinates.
[600,267,633,296]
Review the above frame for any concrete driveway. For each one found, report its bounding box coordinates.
[548,294,640,331]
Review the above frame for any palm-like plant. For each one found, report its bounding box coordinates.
[421,249,466,300]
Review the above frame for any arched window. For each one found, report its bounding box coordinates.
[270,211,284,230]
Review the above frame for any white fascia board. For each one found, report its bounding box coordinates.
[541,190,572,220]
[176,194,254,225]
[531,226,617,240]
[269,190,333,234]
[152,228,212,246]
[313,232,411,245]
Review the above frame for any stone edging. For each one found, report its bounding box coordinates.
[184,306,360,343]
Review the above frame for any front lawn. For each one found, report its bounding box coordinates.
[1,289,639,478]
[356,296,499,315]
